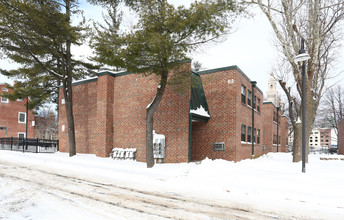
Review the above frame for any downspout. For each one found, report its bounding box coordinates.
[251,81,257,158]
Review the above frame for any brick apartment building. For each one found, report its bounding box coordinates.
[0,83,35,138]
[58,63,288,162]
[338,120,344,155]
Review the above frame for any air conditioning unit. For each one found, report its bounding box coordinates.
[153,131,165,159]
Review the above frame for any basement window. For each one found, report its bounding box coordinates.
[213,142,225,151]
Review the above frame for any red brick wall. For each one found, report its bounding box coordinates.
[58,64,289,163]
[58,80,98,154]
[0,84,34,138]
[191,69,237,161]
[110,71,190,162]
[262,103,288,153]
[235,72,264,160]
[58,65,191,162]
[338,120,344,155]
[280,116,289,152]
[191,67,265,162]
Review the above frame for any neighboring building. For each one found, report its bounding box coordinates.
[309,128,321,150]
[338,120,344,155]
[319,128,331,148]
[58,63,289,163]
[288,127,332,151]
[0,83,35,138]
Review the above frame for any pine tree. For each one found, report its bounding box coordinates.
[0,0,98,156]
[89,0,243,167]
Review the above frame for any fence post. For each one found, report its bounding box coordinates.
[23,137,25,153]
[36,138,39,153]
[11,137,13,151]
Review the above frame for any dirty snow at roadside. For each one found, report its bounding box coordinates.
[1,151,344,219]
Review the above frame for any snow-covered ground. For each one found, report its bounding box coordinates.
[1,151,344,219]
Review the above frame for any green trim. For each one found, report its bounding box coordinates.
[263,101,279,108]
[59,77,98,88]
[97,71,116,77]
[190,113,210,122]
[115,71,133,77]
[73,78,98,86]
[197,65,264,95]
[97,70,133,77]
[197,65,239,75]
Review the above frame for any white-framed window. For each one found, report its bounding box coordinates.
[18,132,25,138]
[0,96,8,103]
[1,88,9,103]
[18,112,26,123]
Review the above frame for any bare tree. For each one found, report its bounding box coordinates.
[317,86,344,143]
[246,0,344,162]
[35,107,58,140]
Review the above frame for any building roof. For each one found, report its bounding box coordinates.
[196,65,264,95]
[190,72,210,122]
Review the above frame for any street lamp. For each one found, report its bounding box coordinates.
[294,38,310,173]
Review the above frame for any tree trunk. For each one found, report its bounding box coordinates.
[64,0,76,157]
[292,123,302,162]
[146,71,169,168]
[63,79,76,157]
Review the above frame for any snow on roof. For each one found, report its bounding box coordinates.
[190,105,210,118]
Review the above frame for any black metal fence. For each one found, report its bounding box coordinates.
[0,137,58,153]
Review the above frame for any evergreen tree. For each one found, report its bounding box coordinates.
[89,0,243,167]
[0,0,98,156]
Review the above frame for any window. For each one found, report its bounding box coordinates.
[18,112,26,123]
[273,134,280,145]
[241,125,246,142]
[253,95,256,109]
[1,88,9,103]
[257,98,260,112]
[0,96,8,103]
[241,85,246,104]
[256,129,260,144]
[18,133,25,139]
[247,90,252,106]
[247,126,252,143]
[213,142,225,151]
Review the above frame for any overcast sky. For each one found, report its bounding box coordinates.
[1,1,344,96]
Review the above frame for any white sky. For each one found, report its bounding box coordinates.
[1,1,344,96]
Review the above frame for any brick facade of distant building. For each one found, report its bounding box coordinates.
[0,84,35,138]
[58,63,288,162]
[338,120,344,155]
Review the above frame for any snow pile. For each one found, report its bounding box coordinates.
[1,151,344,219]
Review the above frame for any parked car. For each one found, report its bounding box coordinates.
[329,147,338,154]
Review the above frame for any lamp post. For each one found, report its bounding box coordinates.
[294,38,310,173]
[276,106,280,152]
[251,81,257,158]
